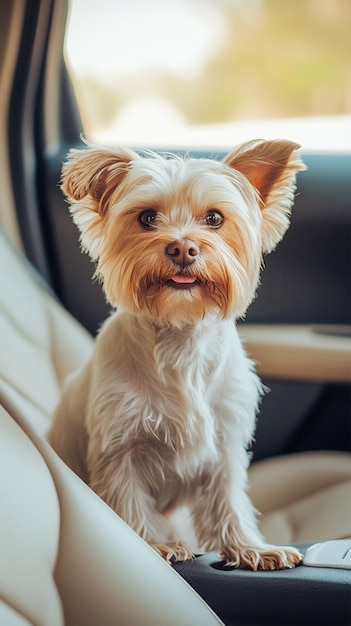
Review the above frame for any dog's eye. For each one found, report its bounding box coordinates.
[204,210,224,229]
[139,209,157,229]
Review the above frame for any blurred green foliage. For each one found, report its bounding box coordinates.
[69,0,351,132]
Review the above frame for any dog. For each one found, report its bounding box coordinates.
[49,139,306,570]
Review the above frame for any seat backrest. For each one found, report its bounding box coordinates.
[0,229,93,436]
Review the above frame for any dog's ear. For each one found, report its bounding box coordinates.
[61,146,138,216]
[61,146,139,260]
[224,139,306,253]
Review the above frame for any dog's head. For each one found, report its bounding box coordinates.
[61,140,305,325]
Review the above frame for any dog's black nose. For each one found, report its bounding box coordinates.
[166,239,200,266]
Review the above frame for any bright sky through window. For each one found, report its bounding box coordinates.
[65,0,351,151]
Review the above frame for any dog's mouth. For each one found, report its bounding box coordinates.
[166,274,199,290]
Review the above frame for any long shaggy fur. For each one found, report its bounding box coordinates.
[49,139,306,569]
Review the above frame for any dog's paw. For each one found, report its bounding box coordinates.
[149,540,194,564]
[222,544,303,571]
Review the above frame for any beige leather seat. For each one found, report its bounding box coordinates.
[0,229,350,625]
[0,231,223,626]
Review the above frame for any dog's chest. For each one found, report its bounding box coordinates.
[143,324,226,466]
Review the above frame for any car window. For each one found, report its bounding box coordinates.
[64,0,351,151]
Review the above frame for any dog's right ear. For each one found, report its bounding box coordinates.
[61,146,139,260]
[61,146,138,216]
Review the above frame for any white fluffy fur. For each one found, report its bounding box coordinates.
[49,139,306,569]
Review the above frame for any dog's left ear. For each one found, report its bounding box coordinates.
[224,139,306,253]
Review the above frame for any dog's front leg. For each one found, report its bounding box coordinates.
[192,449,303,570]
[87,444,193,564]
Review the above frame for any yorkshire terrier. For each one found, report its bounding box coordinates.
[49,139,306,570]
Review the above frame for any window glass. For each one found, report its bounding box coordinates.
[65,0,351,151]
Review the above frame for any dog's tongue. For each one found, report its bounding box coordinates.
[170,274,196,284]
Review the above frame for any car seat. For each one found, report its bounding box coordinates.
[0,229,223,626]
[0,228,350,625]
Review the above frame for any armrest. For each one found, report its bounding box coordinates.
[238,324,351,383]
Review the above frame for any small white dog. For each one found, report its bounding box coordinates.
[49,139,306,570]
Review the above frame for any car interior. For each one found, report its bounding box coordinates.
[0,1,350,625]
